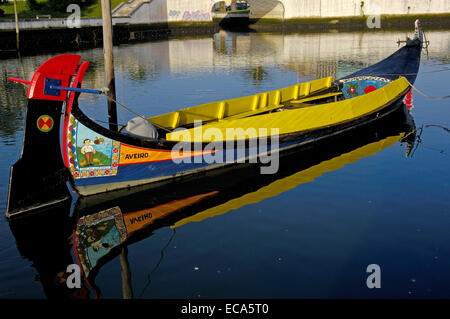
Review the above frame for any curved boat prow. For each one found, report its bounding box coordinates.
[6,55,81,217]
[338,19,422,100]
[339,20,423,84]
[414,19,424,44]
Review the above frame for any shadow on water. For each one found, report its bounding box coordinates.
[8,105,418,299]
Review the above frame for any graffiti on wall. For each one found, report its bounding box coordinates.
[169,10,181,18]
[168,8,211,22]
[182,10,211,21]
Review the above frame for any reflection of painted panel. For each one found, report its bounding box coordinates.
[73,207,127,277]
[67,114,120,179]
[123,191,219,233]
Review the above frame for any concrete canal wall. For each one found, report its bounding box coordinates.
[260,0,450,19]
[114,0,450,22]
[0,17,105,31]
[112,0,450,22]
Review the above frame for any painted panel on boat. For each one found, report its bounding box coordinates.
[67,114,120,179]
[341,77,390,99]
[67,113,216,186]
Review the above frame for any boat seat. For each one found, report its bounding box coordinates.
[147,76,334,130]
[218,103,286,121]
[290,92,342,104]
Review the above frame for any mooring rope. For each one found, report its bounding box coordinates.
[138,228,177,298]
[402,124,450,159]
[347,68,450,78]
[85,115,128,128]
[403,124,450,141]
[103,93,172,133]
[404,78,450,100]
[422,68,450,75]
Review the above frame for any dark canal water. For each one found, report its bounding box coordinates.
[0,29,449,299]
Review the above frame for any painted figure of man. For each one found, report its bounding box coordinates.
[81,139,96,166]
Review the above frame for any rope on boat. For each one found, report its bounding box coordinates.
[405,79,450,100]
[85,115,128,128]
[42,83,172,132]
[103,93,172,133]
[349,68,450,78]
[422,68,450,75]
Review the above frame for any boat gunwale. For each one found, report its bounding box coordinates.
[68,76,410,150]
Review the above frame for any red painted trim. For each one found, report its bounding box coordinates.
[63,61,90,168]
[27,54,81,101]
[66,61,90,116]
[8,77,31,85]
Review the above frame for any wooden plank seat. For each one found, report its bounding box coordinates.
[147,77,334,130]
[290,92,343,104]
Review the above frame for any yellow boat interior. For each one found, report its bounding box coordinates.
[142,76,410,142]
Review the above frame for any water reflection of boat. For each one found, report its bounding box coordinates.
[6,21,423,217]
[8,108,417,299]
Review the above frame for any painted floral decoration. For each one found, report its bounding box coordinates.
[347,82,359,96]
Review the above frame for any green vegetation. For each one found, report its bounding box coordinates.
[0,0,124,20]
[76,147,111,167]
[82,0,125,18]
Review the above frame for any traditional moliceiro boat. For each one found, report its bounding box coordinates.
[6,20,423,216]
